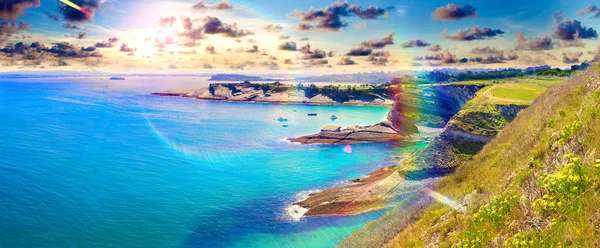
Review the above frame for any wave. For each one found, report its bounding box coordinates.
[45,97,100,106]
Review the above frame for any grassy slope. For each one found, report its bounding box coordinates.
[338,74,588,247]
[383,65,600,247]
[491,84,546,102]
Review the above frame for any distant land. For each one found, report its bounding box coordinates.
[208,74,282,81]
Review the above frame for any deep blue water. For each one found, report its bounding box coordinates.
[0,78,423,247]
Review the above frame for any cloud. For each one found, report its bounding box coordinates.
[278,41,297,51]
[203,63,214,69]
[284,59,293,64]
[64,23,86,30]
[469,53,518,64]
[159,16,176,28]
[0,41,102,63]
[119,43,135,52]
[59,0,101,23]
[0,0,40,21]
[428,44,441,52]
[577,4,600,18]
[192,1,232,11]
[202,16,254,38]
[296,23,313,31]
[278,35,290,40]
[471,46,501,54]
[553,18,598,41]
[65,31,87,39]
[359,31,394,49]
[346,47,372,56]
[265,24,283,33]
[366,51,390,66]
[94,37,118,48]
[299,44,327,60]
[302,59,328,67]
[442,27,505,41]
[414,51,458,64]
[45,11,60,21]
[432,4,477,21]
[337,57,356,65]
[289,1,392,32]
[0,21,30,43]
[401,39,430,48]
[516,32,554,51]
[260,60,278,70]
[560,52,583,64]
[238,45,259,53]
[178,17,205,40]
[205,45,216,54]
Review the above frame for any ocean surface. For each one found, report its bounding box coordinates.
[0,77,425,248]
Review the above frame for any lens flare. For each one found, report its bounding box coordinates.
[59,0,92,15]
[424,188,466,212]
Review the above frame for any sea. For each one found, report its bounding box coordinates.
[0,77,426,248]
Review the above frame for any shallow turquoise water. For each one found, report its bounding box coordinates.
[0,78,424,247]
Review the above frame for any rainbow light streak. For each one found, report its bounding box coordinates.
[424,188,466,212]
[59,0,92,15]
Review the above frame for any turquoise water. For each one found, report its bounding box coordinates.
[0,78,423,248]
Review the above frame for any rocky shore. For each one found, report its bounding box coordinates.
[151,83,395,106]
[287,121,418,144]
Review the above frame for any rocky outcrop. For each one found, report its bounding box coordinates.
[288,121,418,144]
[398,103,529,178]
[152,83,395,106]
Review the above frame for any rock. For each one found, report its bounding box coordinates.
[288,121,418,144]
[320,124,342,132]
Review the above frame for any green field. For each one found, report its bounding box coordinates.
[490,84,546,102]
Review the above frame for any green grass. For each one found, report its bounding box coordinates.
[339,66,600,247]
[490,84,546,102]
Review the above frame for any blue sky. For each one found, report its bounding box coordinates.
[1,0,599,73]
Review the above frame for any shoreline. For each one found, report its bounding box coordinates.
[151,93,394,107]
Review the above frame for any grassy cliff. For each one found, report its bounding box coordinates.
[339,69,596,247]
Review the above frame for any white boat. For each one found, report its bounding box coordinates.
[277,117,288,122]
[282,124,289,128]
[330,114,338,120]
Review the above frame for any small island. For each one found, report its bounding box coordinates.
[109,77,125,80]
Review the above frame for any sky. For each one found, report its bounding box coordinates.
[1,0,600,74]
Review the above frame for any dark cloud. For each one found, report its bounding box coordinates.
[45,11,60,21]
[289,1,392,32]
[577,4,600,18]
[0,21,30,43]
[442,27,505,41]
[561,51,583,64]
[366,51,390,65]
[345,47,372,56]
[265,24,283,33]
[401,39,430,48]
[302,59,328,67]
[0,0,40,21]
[471,46,501,54]
[81,46,95,51]
[64,23,85,30]
[59,0,101,23]
[65,31,87,39]
[0,41,102,63]
[238,45,259,53]
[178,17,205,40]
[348,5,393,19]
[278,41,297,51]
[284,59,293,64]
[94,37,118,48]
[516,32,554,51]
[296,23,313,31]
[469,53,518,64]
[428,44,441,52]
[202,16,253,38]
[360,31,394,49]
[337,57,355,65]
[119,43,135,52]
[432,4,477,21]
[192,1,232,11]
[414,51,458,64]
[553,18,598,40]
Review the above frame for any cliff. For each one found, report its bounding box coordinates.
[152,82,396,106]
[341,66,600,247]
